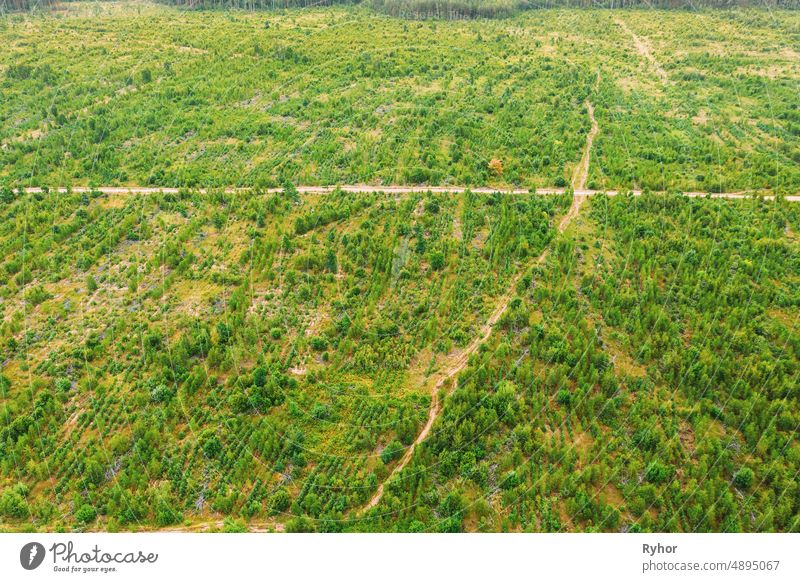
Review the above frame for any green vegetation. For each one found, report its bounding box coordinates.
[0,185,570,531]
[1,2,799,534]
[1,186,798,532]
[2,5,798,191]
[363,193,800,532]
[369,0,525,19]
[369,0,800,20]
[5,0,799,16]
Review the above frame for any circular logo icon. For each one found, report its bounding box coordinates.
[20,542,46,570]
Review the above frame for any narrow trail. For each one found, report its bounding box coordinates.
[362,166,589,514]
[362,273,520,511]
[572,100,599,192]
[614,17,669,84]
[156,519,285,533]
[21,186,797,200]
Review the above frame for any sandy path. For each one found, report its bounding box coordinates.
[572,101,599,192]
[615,17,669,84]
[155,519,285,533]
[361,189,585,513]
[362,282,516,511]
[558,192,586,234]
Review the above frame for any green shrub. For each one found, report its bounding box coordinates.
[733,467,754,491]
[381,440,404,465]
[645,461,671,485]
[75,504,97,524]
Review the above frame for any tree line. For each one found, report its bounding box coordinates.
[3,0,797,14]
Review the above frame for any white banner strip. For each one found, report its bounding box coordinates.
[1,533,797,582]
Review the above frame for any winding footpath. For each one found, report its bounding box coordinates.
[361,103,596,514]
[362,270,524,511]
[362,193,586,512]
[572,100,599,192]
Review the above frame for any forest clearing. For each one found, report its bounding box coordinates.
[1,2,799,535]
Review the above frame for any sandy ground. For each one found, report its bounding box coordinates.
[572,101,599,192]
[615,17,669,84]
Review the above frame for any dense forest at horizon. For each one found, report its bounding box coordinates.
[2,0,799,15]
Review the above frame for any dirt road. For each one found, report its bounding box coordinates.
[362,279,517,511]
[19,185,799,201]
[361,188,586,512]
[572,101,599,192]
